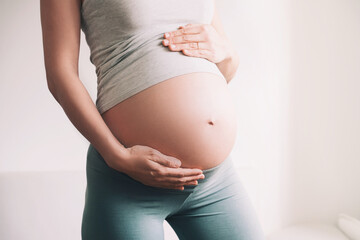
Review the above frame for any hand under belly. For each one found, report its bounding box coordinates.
[101,72,238,170]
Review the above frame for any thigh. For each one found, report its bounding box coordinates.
[166,169,266,240]
[81,143,190,240]
[81,187,165,240]
[82,144,166,240]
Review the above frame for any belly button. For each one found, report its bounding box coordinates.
[207,120,214,126]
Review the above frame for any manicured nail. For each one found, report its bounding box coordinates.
[164,32,170,38]
[163,39,169,45]
[170,44,176,49]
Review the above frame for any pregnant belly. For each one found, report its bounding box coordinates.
[101,72,238,170]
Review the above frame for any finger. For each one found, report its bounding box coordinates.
[181,23,204,30]
[169,41,210,52]
[182,49,212,58]
[166,156,182,168]
[182,180,199,186]
[162,180,199,190]
[149,151,182,168]
[165,24,203,38]
[160,166,204,177]
[161,174,205,184]
[169,181,198,188]
[153,181,184,190]
[170,34,203,44]
[169,43,191,52]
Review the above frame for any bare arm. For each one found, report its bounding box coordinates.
[39,0,205,190]
[40,0,129,170]
[211,1,240,84]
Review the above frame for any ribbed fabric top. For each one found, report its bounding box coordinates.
[80,0,225,114]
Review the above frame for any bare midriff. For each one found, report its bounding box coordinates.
[101,72,238,170]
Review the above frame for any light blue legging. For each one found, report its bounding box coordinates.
[81,143,266,240]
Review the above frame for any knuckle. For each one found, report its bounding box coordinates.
[148,149,156,156]
[162,169,169,176]
[155,177,163,182]
[190,42,197,49]
[178,178,186,183]
[157,168,166,176]
[169,159,176,166]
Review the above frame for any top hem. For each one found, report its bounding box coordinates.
[96,69,225,115]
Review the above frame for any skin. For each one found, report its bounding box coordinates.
[40,0,239,190]
[162,1,240,83]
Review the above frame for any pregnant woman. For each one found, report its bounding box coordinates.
[40,0,265,239]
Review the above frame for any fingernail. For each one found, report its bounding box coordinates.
[170,44,176,49]
[163,39,169,45]
[164,32,170,38]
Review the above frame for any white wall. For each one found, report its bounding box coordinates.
[0,0,91,172]
[217,0,292,234]
[0,0,359,237]
[284,0,360,226]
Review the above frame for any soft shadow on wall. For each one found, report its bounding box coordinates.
[218,0,360,236]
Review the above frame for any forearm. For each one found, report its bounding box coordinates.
[216,38,240,84]
[48,73,129,169]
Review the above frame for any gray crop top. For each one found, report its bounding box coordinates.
[80,0,225,114]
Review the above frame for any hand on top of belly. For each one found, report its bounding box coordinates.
[110,145,205,191]
[162,23,233,64]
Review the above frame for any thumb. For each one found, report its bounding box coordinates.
[166,156,182,168]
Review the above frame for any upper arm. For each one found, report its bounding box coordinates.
[210,1,229,40]
[40,0,82,90]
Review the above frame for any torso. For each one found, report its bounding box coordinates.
[80,0,237,170]
[101,72,238,170]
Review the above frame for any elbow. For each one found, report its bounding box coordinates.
[225,72,236,84]
[47,79,55,94]
[47,79,58,101]
[225,63,240,84]
[228,55,240,83]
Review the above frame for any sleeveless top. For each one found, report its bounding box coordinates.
[80,0,225,114]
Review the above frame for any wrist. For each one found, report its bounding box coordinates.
[103,141,131,173]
